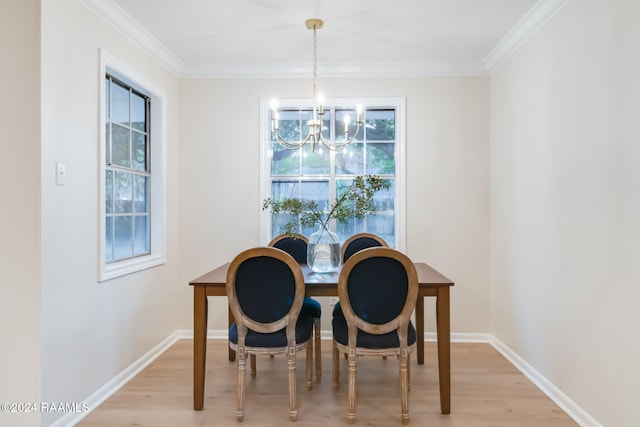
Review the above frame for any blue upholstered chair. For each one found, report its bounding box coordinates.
[331,247,418,424]
[340,232,389,263]
[269,233,322,378]
[227,247,313,422]
[333,233,389,319]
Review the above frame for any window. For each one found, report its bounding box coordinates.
[99,51,166,281]
[105,75,150,262]
[260,97,405,249]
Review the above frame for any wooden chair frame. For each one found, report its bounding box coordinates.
[340,232,389,263]
[268,233,322,379]
[338,233,390,360]
[227,247,313,422]
[331,247,418,424]
[268,233,309,259]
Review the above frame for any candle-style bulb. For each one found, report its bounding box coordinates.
[343,115,350,134]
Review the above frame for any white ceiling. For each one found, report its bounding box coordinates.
[81,0,569,77]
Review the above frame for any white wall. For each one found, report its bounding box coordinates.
[0,1,41,426]
[490,0,640,425]
[40,1,185,425]
[178,76,490,334]
[11,0,638,425]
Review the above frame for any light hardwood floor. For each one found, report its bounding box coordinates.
[77,339,576,426]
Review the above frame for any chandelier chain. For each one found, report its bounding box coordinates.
[312,25,317,110]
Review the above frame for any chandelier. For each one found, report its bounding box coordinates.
[271,19,362,152]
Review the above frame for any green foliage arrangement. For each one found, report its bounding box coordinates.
[262,175,391,237]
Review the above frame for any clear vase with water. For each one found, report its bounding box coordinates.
[307,224,341,273]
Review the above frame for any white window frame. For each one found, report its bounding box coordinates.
[98,49,166,282]
[259,97,406,251]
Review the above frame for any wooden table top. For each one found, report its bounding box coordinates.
[190,262,454,288]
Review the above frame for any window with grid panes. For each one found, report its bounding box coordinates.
[100,51,166,282]
[105,75,151,262]
[262,98,404,248]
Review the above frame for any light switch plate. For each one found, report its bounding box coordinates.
[56,163,66,186]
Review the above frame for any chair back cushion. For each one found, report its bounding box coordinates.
[235,255,295,323]
[271,236,308,263]
[338,247,418,338]
[341,233,388,263]
[347,257,408,324]
[226,247,305,338]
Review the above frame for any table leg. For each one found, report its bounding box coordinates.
[416,296,425,365]
[436,287,451,414]
[228,304,236,361]
[193,286,208,410]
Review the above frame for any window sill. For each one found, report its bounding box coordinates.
[99,253,166,282]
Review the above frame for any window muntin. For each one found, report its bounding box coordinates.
[265,102,401,247]
[105,75,151,263]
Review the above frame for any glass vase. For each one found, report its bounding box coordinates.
[307,225,341,273]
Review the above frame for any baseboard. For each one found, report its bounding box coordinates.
[489,336,602,427]
[56,329,599,427]
[49,330,187,427]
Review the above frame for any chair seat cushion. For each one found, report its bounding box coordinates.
[301,297,322,318]
[331,316,416,349]
[332,301,344,318]
[230,315,315,348]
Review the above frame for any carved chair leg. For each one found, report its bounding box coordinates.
[236,350,246,421]
[347,351,357,424]
[250,354,256,377]
[314,317,322,378]
[287,348,298,421]
[306,344,313,390]
[399,353,410,425]
[408,353,411,391]
[332,341,340,389]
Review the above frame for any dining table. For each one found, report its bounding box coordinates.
[190,261,454,414]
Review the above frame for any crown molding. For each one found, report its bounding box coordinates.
[78,0,486,78]
[483,0,571,72]
[81,0,568,79]
[79,0,184,76]
[180,60,489,79]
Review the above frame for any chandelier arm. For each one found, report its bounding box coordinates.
[274,118,362,152]
[318,120,362,151]
[273,128,305,149]
[273,128,317,150]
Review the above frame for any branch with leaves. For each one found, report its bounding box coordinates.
[262,175,391,237]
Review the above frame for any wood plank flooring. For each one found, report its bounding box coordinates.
[77,339,577,426]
